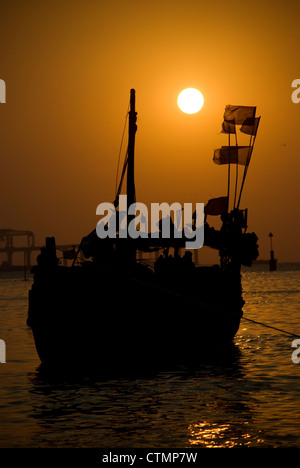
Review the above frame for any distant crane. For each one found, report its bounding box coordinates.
[0,229,35,269]
[0,229,79,271]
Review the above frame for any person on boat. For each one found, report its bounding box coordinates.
[37,247,60,268]
[182,250,195,272]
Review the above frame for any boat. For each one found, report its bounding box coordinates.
[27,90,259,373]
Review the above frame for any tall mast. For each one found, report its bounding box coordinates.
[127,89,137,210]
[126,89,137,263]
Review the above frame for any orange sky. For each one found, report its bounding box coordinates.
[0,0,299,263]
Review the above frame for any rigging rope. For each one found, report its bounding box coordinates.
[115,103,130,198]
[114,149,128,204]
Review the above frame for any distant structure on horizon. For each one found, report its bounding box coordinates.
[268,232,277,271]
[0,228,79,271]
[0,229,35,270]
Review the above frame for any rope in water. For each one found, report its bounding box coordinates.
[70,256,300,339]
[119,266,300,338]
[241,316,300,338]
[133,271,300,338]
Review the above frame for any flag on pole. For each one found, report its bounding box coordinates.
[204,196,228,216]
[224,105,256,125]
[213,146,252,166]
[240,117,260,136]
[221,119,236,134]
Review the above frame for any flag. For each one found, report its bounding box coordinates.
[221,119,236,134]
[240,117,260,136]
[224,105,256,125]
[213,146,252,166]
[204,197,228,216]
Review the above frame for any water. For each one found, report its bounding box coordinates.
[0,264,300,448]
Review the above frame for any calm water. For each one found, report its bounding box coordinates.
[0,264,300,448]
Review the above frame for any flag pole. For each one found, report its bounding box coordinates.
[227,133,231,212]
[233,124,239,209]
[236,115,261,208]
[237,133,255,209]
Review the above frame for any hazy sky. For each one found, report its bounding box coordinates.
[0,0,299,262]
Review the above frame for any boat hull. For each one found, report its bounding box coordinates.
[27,262,243,373]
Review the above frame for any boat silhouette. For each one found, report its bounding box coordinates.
[27,90,259,373]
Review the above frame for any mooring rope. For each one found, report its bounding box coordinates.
[95,262,300,338]
[241,316,300,338]
[69,250,300,339]
[131,268,300,338]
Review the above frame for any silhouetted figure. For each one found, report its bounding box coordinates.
[37,246,60,268]
[182,251,195,272]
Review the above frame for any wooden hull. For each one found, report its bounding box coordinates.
[27,262,243,373]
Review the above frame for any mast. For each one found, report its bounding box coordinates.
[127,89,137,210]
[126,88,137,262]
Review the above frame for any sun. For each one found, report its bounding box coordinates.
[177,88,204,114]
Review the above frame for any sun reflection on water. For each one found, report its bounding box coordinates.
[188,422,252,448]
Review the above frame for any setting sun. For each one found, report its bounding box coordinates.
[177,88,204,114]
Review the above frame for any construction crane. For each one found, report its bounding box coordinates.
[0,229,35,268]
